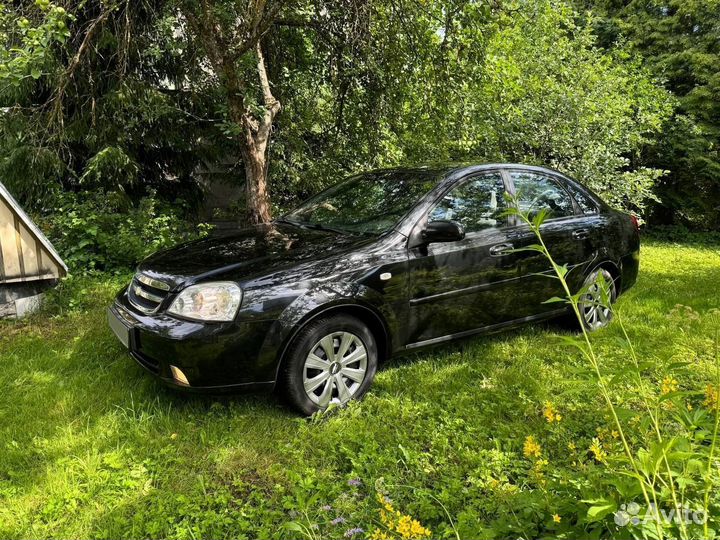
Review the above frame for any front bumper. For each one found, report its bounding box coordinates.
[108,289,277,392]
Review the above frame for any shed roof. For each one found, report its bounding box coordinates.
[0,182,68,284]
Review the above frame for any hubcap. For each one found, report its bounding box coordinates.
[303,331,368,407]
[581,277,614,330]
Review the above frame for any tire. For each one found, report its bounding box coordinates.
[278,314,378,415]
[576,268,617,332]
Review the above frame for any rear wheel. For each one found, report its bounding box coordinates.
[577,268,617,331]
[279,314,378,415]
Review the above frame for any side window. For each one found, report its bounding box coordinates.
[510,172,574,219]
[429,173,507,233]
[565,182,598,214]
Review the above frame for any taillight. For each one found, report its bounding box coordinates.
[630,214,639,231]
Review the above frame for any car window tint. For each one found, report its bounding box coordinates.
[565,182,598,214]
[429,173,507,233]
[287,170,443,234]
[510,172,574,219]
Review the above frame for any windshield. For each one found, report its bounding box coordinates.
[284,170,443,234]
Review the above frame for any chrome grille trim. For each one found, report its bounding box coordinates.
[137,274,171,291]
[128,273,171,314]
[132,283,164,303]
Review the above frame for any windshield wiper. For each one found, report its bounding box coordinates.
[299,222,356,235]
[274,217,305,228]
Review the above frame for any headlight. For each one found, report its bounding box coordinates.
[167,282,242,322]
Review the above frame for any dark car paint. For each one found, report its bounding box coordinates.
[109,163,640,391]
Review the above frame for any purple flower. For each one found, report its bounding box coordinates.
[344,527,364,538]
[321,505,332,511]
[331,517,347,525]
[347,478,362,487]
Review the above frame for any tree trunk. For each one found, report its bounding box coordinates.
[238,42,280,225]
[240,136,272,224]
[185,3,281,224]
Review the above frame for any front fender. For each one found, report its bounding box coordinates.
[255,282,396,383]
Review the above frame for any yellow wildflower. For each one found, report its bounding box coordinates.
[395,514,431,539]
[377,492,394,512]
[553,514,561,523]
[523,435,542,458]
[567,442,576,452]
[589,437,607,463]
[543,402,562,423]
[611,430,619,439]
[375,493,431,540]
[705,384,719,409]
[661,376,678,395]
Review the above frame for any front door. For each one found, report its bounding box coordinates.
[406,171,526,345]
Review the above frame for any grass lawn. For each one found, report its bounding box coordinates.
[1,238,719,539]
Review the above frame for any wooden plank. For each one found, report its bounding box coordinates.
[35,237,44,274]
[0,199,21,280]
[13,214,26,279]
[1,272,58,284]
[18,221,39,277]
[0,215,4,282]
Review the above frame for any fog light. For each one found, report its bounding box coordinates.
[170,365,189,385]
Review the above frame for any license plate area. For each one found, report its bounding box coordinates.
[108,307,131,349]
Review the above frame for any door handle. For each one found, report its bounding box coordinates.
[489,243,514,256]
[572,229,590,240]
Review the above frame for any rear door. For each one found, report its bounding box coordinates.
[504,169,598,315]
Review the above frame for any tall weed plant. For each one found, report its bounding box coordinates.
[511,202,720,539]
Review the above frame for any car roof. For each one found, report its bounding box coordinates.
[367,162,571,181]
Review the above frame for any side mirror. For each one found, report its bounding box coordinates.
[421,220,465,244]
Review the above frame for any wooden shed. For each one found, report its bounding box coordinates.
[0,182,67,318]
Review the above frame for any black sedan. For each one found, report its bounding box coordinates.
[108,163,640,414]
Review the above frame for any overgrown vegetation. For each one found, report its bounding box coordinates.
[1,239,719,539]
[2,0,675,235]
[36,190,211,273]
[576,0,720,228]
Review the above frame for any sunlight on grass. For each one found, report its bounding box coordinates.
[1,240,719,539]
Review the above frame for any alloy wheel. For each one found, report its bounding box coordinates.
[581,277,614,330]
[302,331,368,407]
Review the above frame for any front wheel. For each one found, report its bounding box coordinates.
[577,268,617,331]
[279,314,378,415]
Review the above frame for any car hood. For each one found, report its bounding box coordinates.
[137,223,375,289]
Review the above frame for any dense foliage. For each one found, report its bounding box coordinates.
[36,190,209,272]
[576,0,720,228]
[1,0,682,266]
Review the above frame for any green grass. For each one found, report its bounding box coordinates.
[1,239,719,539]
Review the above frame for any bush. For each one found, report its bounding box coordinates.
[38,190,211,273]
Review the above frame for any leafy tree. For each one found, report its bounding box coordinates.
[1,0,674,233]
[575,0,720,227]
[0,1,222,208]
[177,0,284,223]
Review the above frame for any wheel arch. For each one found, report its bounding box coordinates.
[589,259,622,295]
[270,300,392,386]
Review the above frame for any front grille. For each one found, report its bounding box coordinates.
[128,273,171,313]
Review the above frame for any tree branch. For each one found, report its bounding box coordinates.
[51,8,111,125]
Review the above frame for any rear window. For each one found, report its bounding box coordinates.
[564,182,599,214]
